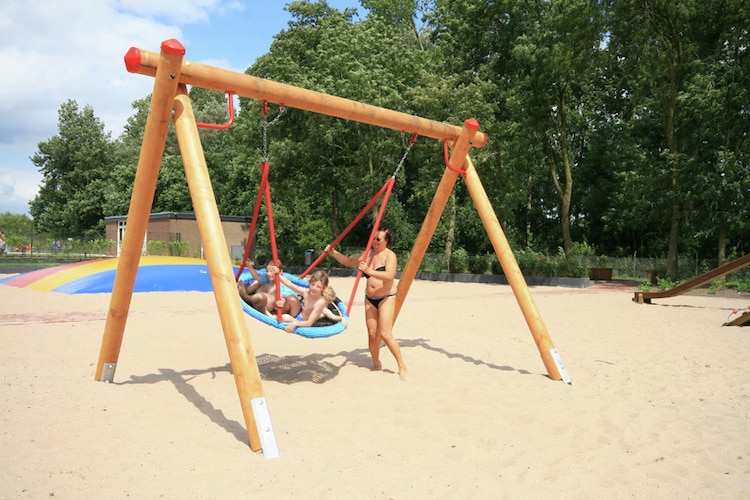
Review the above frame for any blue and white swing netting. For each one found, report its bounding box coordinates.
[237,268,349,339]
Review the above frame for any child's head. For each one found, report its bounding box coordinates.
[265,260,283,277]
[323,286,336,302]
[309,270,329,288]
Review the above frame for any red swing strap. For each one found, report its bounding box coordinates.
[300,132,417,315]
[300,132,417,278]
[235,101,284,279]
[263,172,283,322]
[235,162,269,281]
[346,176,396,314]
[299,179,392,278]
[234,101,285,321]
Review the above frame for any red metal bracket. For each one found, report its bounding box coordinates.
[196,91,235,130]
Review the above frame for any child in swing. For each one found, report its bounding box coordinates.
[322,285,347,326]
[238,261,286,316]
[277,271,343,332]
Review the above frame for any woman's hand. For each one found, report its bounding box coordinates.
[357,261,369,274]
[285,321,296,333]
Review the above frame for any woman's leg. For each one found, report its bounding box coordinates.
[377,297,407,381]
[364,303,382,371]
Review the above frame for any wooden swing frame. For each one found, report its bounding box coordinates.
[95,39,567,455]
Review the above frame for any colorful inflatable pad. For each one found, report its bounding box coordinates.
[0,256,252,294]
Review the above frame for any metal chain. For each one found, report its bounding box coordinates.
[392,132,418,179]
[261,102,284,162]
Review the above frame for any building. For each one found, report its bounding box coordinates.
[104,212,251,260]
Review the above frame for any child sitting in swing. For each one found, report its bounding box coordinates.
[277,271,344,332]
[238,261,284,316]
[321,285,347,327]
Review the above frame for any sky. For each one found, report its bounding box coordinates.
[0,0,361,215]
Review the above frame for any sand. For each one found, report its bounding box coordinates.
[1,275,748,498]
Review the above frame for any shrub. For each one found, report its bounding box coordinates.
[432,255,447,272]
[468,254,489,274]
[168,240,190,257]
[595,255,611,267]
[515,249,552,276]
[450,247,469,273]
[490,255,503,275]
[571,241,596,257]
[147,240,167,256]
[510,248,588,278]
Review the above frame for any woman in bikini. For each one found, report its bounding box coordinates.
[326,228,407,381]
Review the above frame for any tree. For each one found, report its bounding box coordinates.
[680,3,750,264]
[29,100,113,238]
[106,90,228,218]
[430,0,607,261]
[609,0,750,277]
[241,0,439,259]
[0,212,34,240]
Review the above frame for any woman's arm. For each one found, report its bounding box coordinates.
[326,245,362,268]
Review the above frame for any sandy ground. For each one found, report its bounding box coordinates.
[1,275,748,499]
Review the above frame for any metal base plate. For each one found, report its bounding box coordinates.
[100,363,116,383]
[251,397,279,459]
[550,349,572,385]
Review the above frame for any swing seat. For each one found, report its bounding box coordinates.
[238,270,349,339]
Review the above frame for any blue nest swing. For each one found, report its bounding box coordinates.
[238,269,349,339]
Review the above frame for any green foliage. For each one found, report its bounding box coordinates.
[168,241,190,257]
[421,253,448,272]
[571,241,596,257]
[24,0,748,276]
[0,236,115,258]
[515,249,553,277]
[449,247,469,273]
[655,276,681,291]
[29,100,113,238]
[0,212,34,240]
[490,256,503,275]
[468,254,489,274]
[595,255,611,268]
[513,248,588,278]
[147,241,168,256]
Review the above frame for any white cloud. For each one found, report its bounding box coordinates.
[0,0,244,215]
[114,0,232,24]
[0,162,42,215]
[0,0,360,216]
[0,0,187,144]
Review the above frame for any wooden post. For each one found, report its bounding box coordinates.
[173,86,266,452]
[95,39,185,382]
[393,119,480,322]
[463,156,562,381]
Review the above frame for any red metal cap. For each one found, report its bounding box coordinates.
[465,118,487,147]
[464,118,480,130]
[124,47,141,73]
[161,39,186,55]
